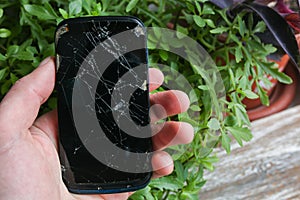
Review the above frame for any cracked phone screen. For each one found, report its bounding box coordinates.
[55,17,152,193]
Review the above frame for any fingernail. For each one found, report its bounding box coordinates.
[39,56,52,67]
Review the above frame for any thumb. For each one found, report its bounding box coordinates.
[0,57,55,146]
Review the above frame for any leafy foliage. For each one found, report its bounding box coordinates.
[0,0,294,199]
[210,0,300,66]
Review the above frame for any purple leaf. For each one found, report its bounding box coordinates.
[275,0,294,14]
[209,0,234,9]
[243,2,299,66]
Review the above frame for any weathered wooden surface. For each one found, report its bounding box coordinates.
[200,105,300,200]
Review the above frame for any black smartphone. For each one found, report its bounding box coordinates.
[55,16,152,194]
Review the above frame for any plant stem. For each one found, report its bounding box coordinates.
[199,37,215,51]
[0,45,6,51]
[182,154,195,165]
[173,7,183,30]
[136,7,165,27]
[162,190,170,200]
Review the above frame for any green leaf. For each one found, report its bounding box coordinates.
[224,115,237,126]
[247,40,263,51]
[230,34,240,44]
[199,147,213,159]
[234,103,251,126]
[221,131,231,153]
[13,51,34,61]
[159,50,168,61]
[198,85,209,90]
[226,126,253,147]
[169,38,184,48]
[207,118,220,131]
[0,68,8,80]
[1,80,11,95]
[210,26,228,34]
[170,61,179,70]
[152,26,162,39]
[238,15,246,37]
[91,7,101,16]
[259,62,292,84]
[82,0,92,14]
[180,192,199,199]
[129,186,154,200]
[238,76,248,90]
[189,89,200,103]
[23,4,57,20]
[41,42,55,57]
[101,0,109,11]
[174,160,185,182]
[204,19,215,28]
[10,73,18,84]
[147,40,156,49]
[235,103,247,114]
[44,2,59,19]
[202,161,214,171]
[202,4,215,15]
[228,68,235,88]
[248,13,254,30]
[257,84,269,106]
[59,8,68,19]
[0,53,6,61]
[0,8,3,18]
[20,39,33,51]
[186,3,195,12]
[190,104,201,111]
[0,28,11,38]
[235,47,243,63]
[14,63,34,76]
[264,44,277,54]
[176,25,188,38]
[253,21,266,33]
[201,156,219,163]
[126,0,139,12]
[150,176,183,191]
[26,46,38,55]
[7,45,19,56]
[241,46,252,62]
[195,1,201,14]
[69,0,82,16]
[243,89,259,99]
[275,70,292,84]
[193,15,206,28]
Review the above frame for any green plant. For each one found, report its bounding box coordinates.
[0,0,298,199]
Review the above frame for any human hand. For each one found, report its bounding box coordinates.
[0,57,193,200]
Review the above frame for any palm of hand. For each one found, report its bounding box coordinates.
[0,58,193,200]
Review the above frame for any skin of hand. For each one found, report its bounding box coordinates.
[0,57,194,200]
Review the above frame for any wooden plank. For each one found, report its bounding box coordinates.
[200,105,300,199]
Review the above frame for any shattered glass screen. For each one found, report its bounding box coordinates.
[55,17,152,192]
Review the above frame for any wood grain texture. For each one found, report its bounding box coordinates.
[200,105,300,200]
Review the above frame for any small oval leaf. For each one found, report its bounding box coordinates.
[126,0,139,12]
[193,15,206,28]
[0,28,11,38]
